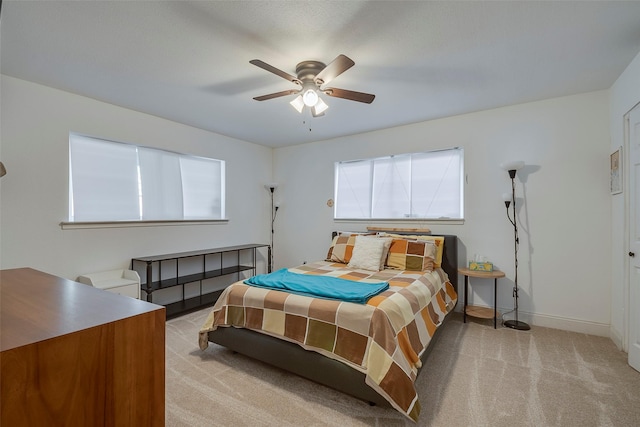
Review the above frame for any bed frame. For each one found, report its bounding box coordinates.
[207,233,459,406]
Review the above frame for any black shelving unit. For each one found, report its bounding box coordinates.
[131,244,270,318]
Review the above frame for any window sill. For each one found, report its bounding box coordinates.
[60,219,229,230]
[333,218,465,226]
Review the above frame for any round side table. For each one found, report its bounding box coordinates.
[458,267,505,329]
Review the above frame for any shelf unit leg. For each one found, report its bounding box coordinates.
[145,261,153,303]
[252,247,257,277]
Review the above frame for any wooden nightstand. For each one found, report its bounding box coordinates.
[458,267,505,329]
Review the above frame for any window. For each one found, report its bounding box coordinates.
[69,134,225,222]
[334,148,463,220]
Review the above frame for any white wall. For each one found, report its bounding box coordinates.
[609,50,640,349]
[0,74,615,336]
[273,91,612,336]
[0,76,273,298]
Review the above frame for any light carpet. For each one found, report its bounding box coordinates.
[166,308,640,426]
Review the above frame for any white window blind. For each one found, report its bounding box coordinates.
[69,137,140,221]
[69,134,225,222]
[334,148,464,220]
[138,147,183,220]
[180,156,225,220]
[334,159,372,218]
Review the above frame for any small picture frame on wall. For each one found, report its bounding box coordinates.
[611,147,622,195]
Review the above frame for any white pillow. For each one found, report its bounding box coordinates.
[347,236,392,271]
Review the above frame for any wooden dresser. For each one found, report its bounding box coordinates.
[0,268,165,426]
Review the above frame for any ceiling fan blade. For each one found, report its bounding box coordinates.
[314,54,355,85]
[250,59,301,85]
[253,89,300,101]
[323,87,375,104]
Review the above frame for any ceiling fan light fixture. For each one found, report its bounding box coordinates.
[302,88,319,107]
[251,55,375,117]
[290,95,304,113]
[313,97,329,116]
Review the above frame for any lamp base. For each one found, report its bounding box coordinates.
[504,319,531,331]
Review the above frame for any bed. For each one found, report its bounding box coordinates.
[199,231,458,422]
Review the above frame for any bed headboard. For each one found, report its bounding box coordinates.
[440,234,459,290]
[330,231,458,292]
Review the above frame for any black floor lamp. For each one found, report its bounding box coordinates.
[501,161,530,331]
[265,183,279,272]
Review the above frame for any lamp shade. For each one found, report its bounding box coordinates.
[500,160,525,171]
[312,97,329,116]
[290,95,304,113]
[502,192,512,202]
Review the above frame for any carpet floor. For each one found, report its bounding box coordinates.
[166,308,640,426]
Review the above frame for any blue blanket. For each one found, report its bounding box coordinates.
[244,268,389,304]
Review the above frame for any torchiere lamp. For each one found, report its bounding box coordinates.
[501,161,530,331]
[265,183,279,272]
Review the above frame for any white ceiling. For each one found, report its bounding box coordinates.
[2,1,640,148]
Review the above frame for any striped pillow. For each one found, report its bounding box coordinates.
[386,239,436,271]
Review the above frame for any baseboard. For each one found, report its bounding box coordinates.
[456,305,611,337]
[524,312,610,337]
[609,326,624,350]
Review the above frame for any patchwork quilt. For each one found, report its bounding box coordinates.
[199,261,457,422]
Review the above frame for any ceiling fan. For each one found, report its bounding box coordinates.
[250,54,375,117]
